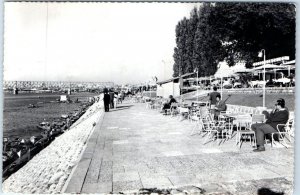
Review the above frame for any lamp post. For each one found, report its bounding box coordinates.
[194,68,199,102]
[221,76,223,99]
[217,64,223,99]
[258,49,266,108]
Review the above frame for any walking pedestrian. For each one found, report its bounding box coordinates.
[103,88,111,112]
[109,89,115,109]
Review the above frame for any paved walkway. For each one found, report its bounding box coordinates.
[65,102,294,194]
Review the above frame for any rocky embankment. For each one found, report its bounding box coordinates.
[3,99,104,194]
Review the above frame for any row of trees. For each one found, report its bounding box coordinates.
[173,3,295,77]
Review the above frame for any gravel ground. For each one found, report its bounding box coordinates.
[2,98,104,194]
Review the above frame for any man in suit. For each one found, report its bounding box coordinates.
[213,94,227,120]
[251,98,289,152]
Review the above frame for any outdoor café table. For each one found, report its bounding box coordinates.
[223,113,255,147]
[222,113,252,126]
[178,106,190,120]
[192,101,209,107]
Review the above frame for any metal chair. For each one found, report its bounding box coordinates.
[235,114,256,148]
[170,103,179,117]
[190,110,203,135]
[270,119,294,148]
[201,114,228,145]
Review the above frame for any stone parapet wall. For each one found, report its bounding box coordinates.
[222,87,295,94]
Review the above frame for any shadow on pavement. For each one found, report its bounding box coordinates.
[257,188,284,195]
[107,105,133,112]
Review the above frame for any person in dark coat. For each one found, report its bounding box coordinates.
[251,98,289,152]
[109,90,115,109]
[213,94,227,120]
[103,88,111,112]
[209,86,221,108]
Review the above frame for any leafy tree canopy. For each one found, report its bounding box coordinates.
[173,2,295,77]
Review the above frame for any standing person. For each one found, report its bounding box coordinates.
[114,92,118,108]
[118,92,122,104]
[209,86,221,109]
[251,98,289,152]
[121,91,125,102]
[109,89,115,109]
[213,94,227,120]
[103,88,111,112]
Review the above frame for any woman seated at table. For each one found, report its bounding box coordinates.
[213,94,227,120]
[162,95,177,114]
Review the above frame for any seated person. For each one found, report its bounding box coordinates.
[209,86,221,109]
[162,95,177,113]
[251,98,289,152]
[213,94,227,120]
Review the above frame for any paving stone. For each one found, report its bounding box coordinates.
[106,126,119,129]
[84,141,97,153]
[97,182,113,193]
[81,151,94,159]
[113,171,140,182]
[113,180,143,193]
[81,182,112,194]
[163,151,184,157]
[65,158,91,193]
[67,103,294,194]
[98,161,113,182]
[140,175,173,188]
[239,157,270,166]
[168,175,200,186]
[113,164,125,173]
[113,140,129,145]
[81,182,98,193]
[84,158,102,183]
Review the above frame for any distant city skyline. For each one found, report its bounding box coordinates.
[4,2,201,84]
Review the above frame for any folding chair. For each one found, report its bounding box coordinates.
[146,102,152,109]
[287,118,295,139]
[154,101,163,110]
[270,119,294,148]
[199,106,210,120]
[235,114,255,148]
[201,114,228,145]
[190,111,203,135]
[170,103,179,117]
[188,104,202,121]
[178,106,189,121]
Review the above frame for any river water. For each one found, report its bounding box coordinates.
[3,92,97,139]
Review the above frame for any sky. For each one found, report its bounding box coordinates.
[4,2,201,84]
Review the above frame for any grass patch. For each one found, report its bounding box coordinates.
[186,92,295,111]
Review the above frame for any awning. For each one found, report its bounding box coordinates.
[252,64,285,70]
[157,72,196,85]
[281,60,295,65]
[234,69,253,74]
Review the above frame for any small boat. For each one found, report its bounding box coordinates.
[61,114,69,119]
[28,104,37,108]
[37,122,51,131]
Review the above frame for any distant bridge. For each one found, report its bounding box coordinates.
[3,80,115,90]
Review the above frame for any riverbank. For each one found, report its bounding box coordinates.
[2,98,104,193]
